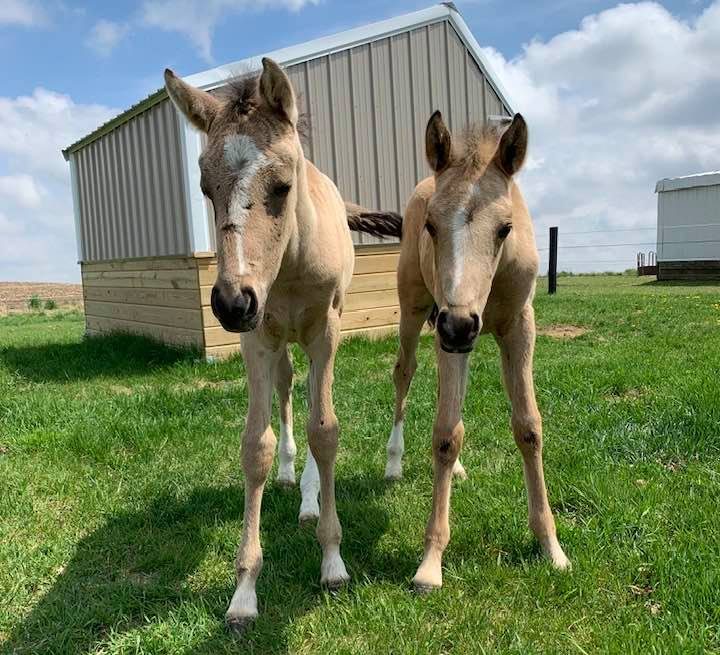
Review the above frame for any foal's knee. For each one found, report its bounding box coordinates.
[513,421,543,458]
[307,414,339,464]
[432,420,464,468]
[393,352,417,388]
[242,428,277,484]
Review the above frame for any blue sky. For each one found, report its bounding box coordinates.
[3,1,710,116]
[1,0,719,281]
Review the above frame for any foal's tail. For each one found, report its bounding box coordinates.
[345,202,403,239]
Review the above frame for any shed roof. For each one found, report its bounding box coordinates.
[655,171,720,193]
[63,3,513,159]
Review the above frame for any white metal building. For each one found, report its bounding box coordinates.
[655,172,720,280]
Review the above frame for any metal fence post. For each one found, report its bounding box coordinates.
[548,226,558,294]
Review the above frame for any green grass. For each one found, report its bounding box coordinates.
[1,276,720,654]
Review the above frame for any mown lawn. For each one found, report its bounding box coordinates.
[1,275,720,654]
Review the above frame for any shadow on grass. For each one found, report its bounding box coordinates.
[3,475,402,654]
[0,333,197,383]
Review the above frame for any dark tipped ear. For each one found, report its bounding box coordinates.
[164,68,221,133]
[259,58,298,126]
[425,110,452,173]
[494,113,528,177]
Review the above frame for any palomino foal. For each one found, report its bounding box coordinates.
[165,60,400,631]
[386,112,570,592]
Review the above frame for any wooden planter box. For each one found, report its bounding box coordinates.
[82,244,400,359]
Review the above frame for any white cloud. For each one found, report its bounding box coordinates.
[0,175,45,208]
[0,0,47,27]
[482,1,720,272]
[86,19,129,56]
[0,89,117,282]
[140,0,321,63]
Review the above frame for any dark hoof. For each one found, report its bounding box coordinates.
[276,478,295,489]
[298,513,318,527]
[322,578,349,595]
[412,581,440,595]
[226,616,255,637]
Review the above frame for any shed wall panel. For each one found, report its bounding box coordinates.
[74,99,190,262]
[657,184,720,262]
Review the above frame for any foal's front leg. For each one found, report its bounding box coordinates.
[413,337,470,591]
[303,315,349,588]
[497,306,570,570]
[226,334,280,632]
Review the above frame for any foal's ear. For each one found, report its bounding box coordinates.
[259,57,298,126]
[164,69,221,133]
[494,113,528,177]
[425,110,452,173]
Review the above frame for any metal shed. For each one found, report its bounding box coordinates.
[655,172,720,281]
[63,3,513,358]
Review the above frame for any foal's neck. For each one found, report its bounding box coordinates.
[278,147,317,280]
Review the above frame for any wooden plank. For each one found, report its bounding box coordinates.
[205,343,243,360]
[82,273,199,290]
[83,285,200,309]
[348,271,396,294]
[82,268,197,282]
[341,306,400,331]
[352,253,399,275]
[340,324,398,340]
[204,326,242,348]
[85,315,203,347]
[85,300,203,330]
[82,256,197,273]
[344,288,399,312]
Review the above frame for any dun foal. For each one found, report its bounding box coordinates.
[165,60,399,630]
[385,112,570,591]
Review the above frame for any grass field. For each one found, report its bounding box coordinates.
[1,275,720,654]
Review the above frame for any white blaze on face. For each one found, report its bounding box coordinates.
[222,134,268,276]
[444,204,468,305]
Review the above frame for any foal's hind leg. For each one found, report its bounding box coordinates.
[275,347,297,487]
[303,314,349,588]
[386,305,427,480]
[497,306,570,570]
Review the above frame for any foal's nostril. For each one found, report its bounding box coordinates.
[469,312,480,335]
[241,287,257,319]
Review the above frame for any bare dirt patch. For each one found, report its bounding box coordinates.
[0,282,83,314]
[537,324,589,339]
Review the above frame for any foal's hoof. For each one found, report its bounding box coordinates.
[411,581,441,595]
[322,575,350,594]
[298,511,319,526]
[452,460,468,480]
[226,615,255,637]
[276,477,295,489]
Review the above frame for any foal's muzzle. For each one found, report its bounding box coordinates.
[437,309,480,354]
[211,285,259,333]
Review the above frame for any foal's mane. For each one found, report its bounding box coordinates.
[454,121,507,172]
[216,71,310,140]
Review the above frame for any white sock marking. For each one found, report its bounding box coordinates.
[226,577,258,620]
[299,450,320,521]
[277,419,296,484]
[385,421,404,480]
[321,544,349,585]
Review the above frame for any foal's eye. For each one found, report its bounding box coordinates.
[272,183,291,197]
[425,222,437,238]
[498,223,512,239]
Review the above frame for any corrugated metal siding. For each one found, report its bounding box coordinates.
[72,99,190,262]
[657,185,720,262]
[200,19,511,250]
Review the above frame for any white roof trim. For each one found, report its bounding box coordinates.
[655,171,720,193]
[184,3,515,113]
